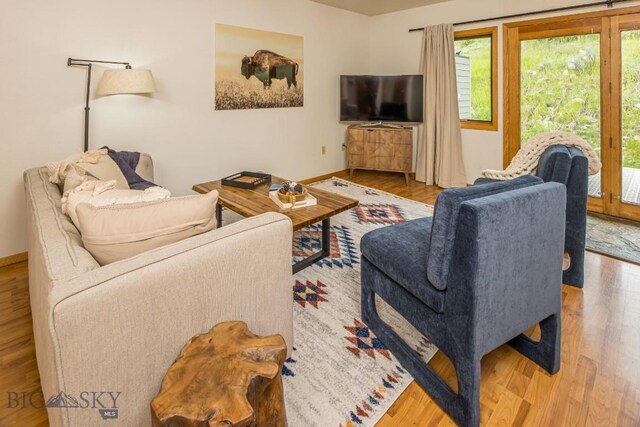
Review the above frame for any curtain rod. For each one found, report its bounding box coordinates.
[408,0,629,32]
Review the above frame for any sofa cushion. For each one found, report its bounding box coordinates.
[46,152,83,184]
[428,175,543,290]
[361,217,445,313]
[76,190,218,265]
[104,147,158,190]
[63,186,172,229]
[62,167,98,194]
[136,153,154,183]
[77,153,129,189]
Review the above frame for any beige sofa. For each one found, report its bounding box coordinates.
[23,155,293,426]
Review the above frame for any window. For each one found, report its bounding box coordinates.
[454,27,498,131]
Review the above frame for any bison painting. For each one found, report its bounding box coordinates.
[241,50,299,89]
[215,24,303,110]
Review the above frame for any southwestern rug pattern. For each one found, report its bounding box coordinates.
[223,178,437,427]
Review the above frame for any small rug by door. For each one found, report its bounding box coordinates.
[586,213,640,265]
[223,177,437,427]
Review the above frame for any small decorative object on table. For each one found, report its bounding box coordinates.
[221,171,271,189]
[151,321,287,427]
[269,181,317,209]
[277,181,306,204]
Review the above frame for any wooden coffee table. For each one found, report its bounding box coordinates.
[193,176,358,273]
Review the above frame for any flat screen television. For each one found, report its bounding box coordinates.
[340,75,424,123]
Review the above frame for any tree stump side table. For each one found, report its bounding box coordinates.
[151,321,287,427]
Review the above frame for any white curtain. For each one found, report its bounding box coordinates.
[415,23,467,188]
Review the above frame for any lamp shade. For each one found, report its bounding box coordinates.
[96,69,157,96]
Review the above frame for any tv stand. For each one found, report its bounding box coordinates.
[346,125,412,185]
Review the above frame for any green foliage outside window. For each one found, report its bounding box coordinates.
[455,37,492,122]
[518,33,640,168]
[520,35,602,159]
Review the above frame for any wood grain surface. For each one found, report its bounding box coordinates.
[151,322,287,427]
[193,176,358,231]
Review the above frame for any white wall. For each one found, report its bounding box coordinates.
[5,0,639,259]
[369,0,640,183]
[0,0,370,258]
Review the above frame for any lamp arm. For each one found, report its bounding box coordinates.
[68,58,132,69]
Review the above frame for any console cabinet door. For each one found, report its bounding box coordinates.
[348,129,365,168]
[363,130,380,168]
[392,131,412,171]
[393,141,413,172]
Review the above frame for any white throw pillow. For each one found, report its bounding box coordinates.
[48,149,130,192]
[62,167,97,194]
[63,186,172,229]
[46,152,84,184]
[76,190,219,265]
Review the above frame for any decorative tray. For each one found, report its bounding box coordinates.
[221,171,271,189]
[269,191,317,210]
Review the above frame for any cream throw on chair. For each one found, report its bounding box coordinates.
[416,23,467,188]
[482,131,602,180]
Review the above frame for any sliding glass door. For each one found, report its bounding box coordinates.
[611,14,640,220]
[520,33,602,199]
[505,9,640,221]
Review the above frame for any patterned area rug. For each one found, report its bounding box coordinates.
[587,213,640,265]
[223,177,437,427]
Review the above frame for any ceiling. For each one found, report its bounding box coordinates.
[309,0,449,16]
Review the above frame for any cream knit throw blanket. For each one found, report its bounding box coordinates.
[482,131,602,180]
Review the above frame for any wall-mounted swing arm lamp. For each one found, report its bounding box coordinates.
[67,57,157,152]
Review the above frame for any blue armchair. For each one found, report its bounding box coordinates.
[360,177,566,426]
[475,145,588,287]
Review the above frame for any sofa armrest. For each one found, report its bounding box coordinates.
[46,212,293,426]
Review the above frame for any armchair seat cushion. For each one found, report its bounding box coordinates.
[361,217,445,313]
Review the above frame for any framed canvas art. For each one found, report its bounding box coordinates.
[215,24,304,110]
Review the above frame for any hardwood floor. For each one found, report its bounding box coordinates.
[0,261,48,426]
[1,170,639,426]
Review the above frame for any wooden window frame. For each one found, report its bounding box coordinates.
[454,26,498,131]
[503,5,640,168]
[502,5,640,221]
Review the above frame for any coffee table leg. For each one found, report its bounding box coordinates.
[216,203,222,228]
[321,218,330,257]
[292,218,331,274]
